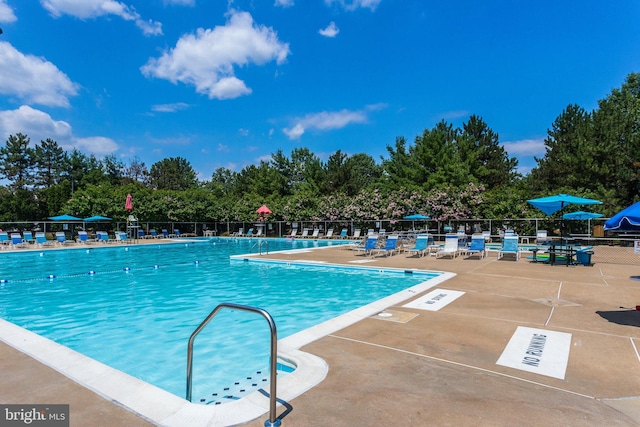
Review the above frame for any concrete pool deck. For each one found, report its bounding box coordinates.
[3,242,640,426]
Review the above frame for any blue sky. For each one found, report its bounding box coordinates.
[0,1,638,180]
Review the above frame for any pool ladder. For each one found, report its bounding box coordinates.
[252,241,269,255]
[186,303,281,427]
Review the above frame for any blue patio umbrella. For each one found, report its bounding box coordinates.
[84,215,112,222]
[527,194,602,216]
[48,214,82,221]
[563,211,604,235]
[562,211,604,220]
[403,214,430,230]
[604,201,640,232]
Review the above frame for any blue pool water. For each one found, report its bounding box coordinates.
[0,238,440,402]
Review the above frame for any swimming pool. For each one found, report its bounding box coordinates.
[0,238,444,406]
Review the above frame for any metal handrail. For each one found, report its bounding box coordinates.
[186,303,281,427]
[251,241,269,255]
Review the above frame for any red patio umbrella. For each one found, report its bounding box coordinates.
[256,205,272,215]
[256,204,272,221]
[125,194,133,211]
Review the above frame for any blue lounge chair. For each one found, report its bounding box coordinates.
[148,229,158,239]
[337,228,348,239]
[77,231,93,244]
[244,228,253,237]
[35,232,53,247]
[22,231,35,245]
[162,229,169,238]
[466,234,486,259]
[498,235,520,260]
[10,233,26,248]
[354,236,378,256]
[137,229,146,239]
[0,231,10,247]
[406,234,429,258]
[55,231,71,245]
[376,235,400,257]
[96,231,112,243]
[115,231,128,243]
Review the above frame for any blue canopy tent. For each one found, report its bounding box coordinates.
[604,201,640,232]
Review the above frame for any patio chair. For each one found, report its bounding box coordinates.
[354,235,378,256]
[376,235,400,257]
[76,231,94,244]
[55,231,72,245]
[300,228,309,238]
[114,231,128,243]
[406,234,429,258]
[350,229,362,239]
[161,229,169,238]
[336,228,348,239]
[10,233,27,248]
[436,234,459,259]
[254,228,263,237]
[482,230,492,242]
[536,230,549,244]
[35,232,54,247]
[322,228,334,239]
[466,234,487,259]
[244,228,254,237]
[232,227,244,237]
[0,231,10,248]
[288,228,298,238]
[498,235,520,260]
[309,228,320,239]
[22,231,36,245]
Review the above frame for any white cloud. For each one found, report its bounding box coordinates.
[283,108,369,140]
[0,105,118,155]
[274,0,294,7]
[217,143,230,152]
[238,128,249,136]
[141,10,290,100]
[151,102,191,112]
[0,42,79,107]
[40,0,162,36]
[164,0,195,5]
[319,21,339,37]
[0,0,17,23]
[74,136,118,155]
[325,0,381,11]
[502,138,545,156]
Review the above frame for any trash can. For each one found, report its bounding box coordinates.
[576,250,594,266]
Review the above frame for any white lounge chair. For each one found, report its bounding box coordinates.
[436,234,459,259]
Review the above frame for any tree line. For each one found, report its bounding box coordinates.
[1,72,639,224]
